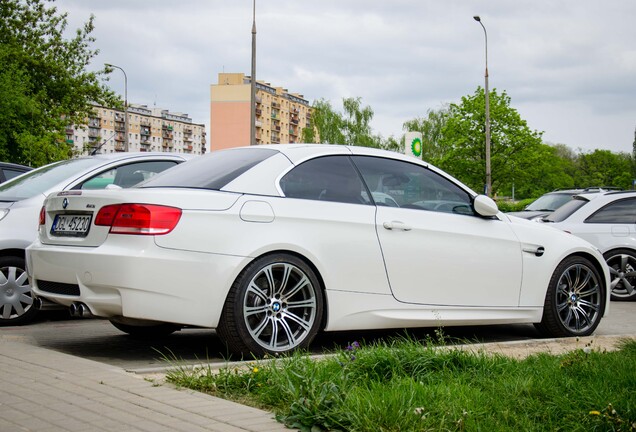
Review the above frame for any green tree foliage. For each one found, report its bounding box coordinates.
[574,150,633,190]
[436,87,544,195]
[302,97,398,150]
[0,0,116,166]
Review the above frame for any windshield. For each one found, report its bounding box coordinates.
[0,158,103,202]
[544,197,590,222]
[142,147,277,190]
[525,193,574,211]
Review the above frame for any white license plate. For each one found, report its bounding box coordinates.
[51,214,92,236]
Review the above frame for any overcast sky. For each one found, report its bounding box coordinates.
[54,0,636,153]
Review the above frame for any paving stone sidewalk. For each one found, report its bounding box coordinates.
[0,337,289,432]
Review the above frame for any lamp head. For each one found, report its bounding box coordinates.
[473,15,481,22]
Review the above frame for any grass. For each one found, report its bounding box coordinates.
[166,335,636,431]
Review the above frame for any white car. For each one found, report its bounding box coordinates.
[543,191,636,301]
[27,145,610,356]
[0,152,192,325]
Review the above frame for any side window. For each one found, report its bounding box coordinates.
[280,156,371,205]
[351,156,474,216]
[79,161,179,190]
[585,198,636,224]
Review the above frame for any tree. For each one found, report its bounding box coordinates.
[302,99,345,144]
[0,0,117,167]
[302,97,395,149]
[437,87,544,196]
[574,150,633,190]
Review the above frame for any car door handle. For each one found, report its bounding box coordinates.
[383,221,412,231]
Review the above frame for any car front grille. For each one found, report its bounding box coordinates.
[37,280,80,296]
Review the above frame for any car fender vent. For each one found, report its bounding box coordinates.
[37,280,80,296]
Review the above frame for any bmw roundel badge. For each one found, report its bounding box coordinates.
[62,198,68,209]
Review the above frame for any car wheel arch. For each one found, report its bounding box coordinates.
[235,249,329,331]
[0,248,26,261]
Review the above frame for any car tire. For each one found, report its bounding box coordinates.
[0,256,39,326]
[603,248,636,301]
[535,255,605,337]
[217,253,324,357]
[110,320,179,338]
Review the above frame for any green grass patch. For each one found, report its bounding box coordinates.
[166,337,636,431]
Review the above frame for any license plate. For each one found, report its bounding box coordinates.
[51,214,92,236]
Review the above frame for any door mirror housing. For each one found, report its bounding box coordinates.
[474,195,499,217]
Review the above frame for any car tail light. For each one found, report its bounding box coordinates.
[95,204,182,235]
[39,206,45,226]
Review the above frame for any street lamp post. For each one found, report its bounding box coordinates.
[250,0,257,146]
[105,63,129,152]
[473,16,491,197]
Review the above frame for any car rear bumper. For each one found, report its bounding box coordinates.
[26,236,248,328]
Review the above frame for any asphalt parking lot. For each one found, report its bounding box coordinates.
[2,301,635,373]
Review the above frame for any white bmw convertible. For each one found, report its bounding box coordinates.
[27,144,610,356]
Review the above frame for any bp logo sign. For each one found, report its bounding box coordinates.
[404,132,423,159]
[411,137,422,157]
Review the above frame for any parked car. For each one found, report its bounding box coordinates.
[543,191,636,301]
[27,145,609,356]
[0,152,192,325]
[507,187,619,221]
[0,162,32,183]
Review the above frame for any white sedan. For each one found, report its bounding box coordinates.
[27,145,610,356]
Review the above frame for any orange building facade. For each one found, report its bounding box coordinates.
[210,73,313,151]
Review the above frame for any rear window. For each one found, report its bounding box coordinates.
[544,197,589,223]
[141,148,278,190]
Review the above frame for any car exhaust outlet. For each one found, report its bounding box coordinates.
[70,302,92,318]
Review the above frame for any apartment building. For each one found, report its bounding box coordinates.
[210,73,313,150]
[67,104,207,156]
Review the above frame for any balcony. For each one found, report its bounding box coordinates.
[115,113,125,122]
[115,124,125,132]
[255,120,262,128]
[115,144,125,152]
[140,119,151,126]
[88,130,100,138]
[65,128,74,135]
[162,131,173,139]
[272,101,280,109]
[140,128,150,136]
[290,117,299,125]
[255,108,262,117]
[88,120,100,128]
[140,140,151,147]
[289,128,297,136]
[115,134,124,142]
[162,124,174,131]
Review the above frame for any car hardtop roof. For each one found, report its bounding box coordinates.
[229,143,429,165]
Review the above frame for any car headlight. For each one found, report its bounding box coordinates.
[0,209,8,222]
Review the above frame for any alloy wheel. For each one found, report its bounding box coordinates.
[242,262,318,352]
[0,265,34,321]
[555,263,602,334]
[606,252,636,300]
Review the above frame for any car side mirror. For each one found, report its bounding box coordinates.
[474,195,499,217]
